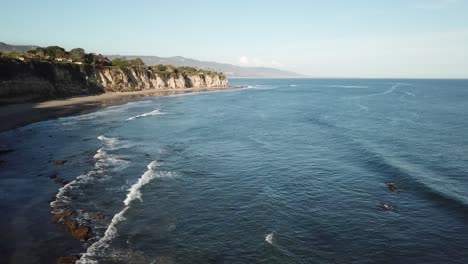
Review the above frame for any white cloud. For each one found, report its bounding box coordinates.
[238,56,284,68]
[239,56,249,65]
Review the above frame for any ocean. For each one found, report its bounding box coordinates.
[1,78,468,263]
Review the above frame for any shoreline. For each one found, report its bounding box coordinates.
[0,85,240,263]
[0,86,239,133]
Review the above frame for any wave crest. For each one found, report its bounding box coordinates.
[77,160,171,263]
[265,233,274,244]
[126,109,164,121]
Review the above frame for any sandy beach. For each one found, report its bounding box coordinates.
[0,87,236,132]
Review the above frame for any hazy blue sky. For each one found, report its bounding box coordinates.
[1,0,468,78]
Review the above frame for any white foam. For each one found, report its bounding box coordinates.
[147,160,160,171]
[93,148,108,160]
[123,170,157,205]
[97,135,128,150]
[57,102,143,124]
[254,85,278,90]
[265,233,274,244]
[78,160,161,263]
[382,83,412,95]
[328,85,369,89]
[383,84,398,94]
[98,135,119,145]
[126,109,164,121]
[51,136,129,213]
[76,207,129,264]
[289,84,300,87]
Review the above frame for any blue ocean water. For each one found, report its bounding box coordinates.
[1,79,468,263]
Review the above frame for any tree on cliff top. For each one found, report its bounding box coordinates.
[70,48,85,62]
[111,57,145,68]
[129,58,145,67]
[44,46,66,58]
[156,64,167,72]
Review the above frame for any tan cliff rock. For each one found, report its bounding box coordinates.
[0,60,228,103]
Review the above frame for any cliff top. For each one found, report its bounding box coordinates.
[0,45,226,79]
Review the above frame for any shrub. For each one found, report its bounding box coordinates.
[156,64,167,72]
[112,58,130,68]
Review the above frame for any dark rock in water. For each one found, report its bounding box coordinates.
[51,160,67,165]
[0,147,14,155]
[83,149,97,155]
[49,174,70,186]
[51,209,92,242]
[61,179,68,185]
[386,183,399,192]
[56,255,79,264]
[70,225,91,242]
[154,256,176,264]
[116,157,130,161]
[51,211,73,223]
[92,213,106,221]
[63,217,91,242]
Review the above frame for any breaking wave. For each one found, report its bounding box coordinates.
[265,233,274,244]
[50,135,129,210]
[126,109,165,121]
[123,161,159,205]
[77,161,177,263]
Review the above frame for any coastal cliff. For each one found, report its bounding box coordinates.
[0,59,228,103]
[95,66,227,92]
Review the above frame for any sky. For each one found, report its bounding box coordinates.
[1,0,468,78]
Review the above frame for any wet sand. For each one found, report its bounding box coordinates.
[0,87,236,132]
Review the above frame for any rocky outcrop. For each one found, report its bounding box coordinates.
[51,210,91,242]
[386,182,399,192]
[51,160,67,165]
[56,255,80,264]
[94,66,227,92]
[0,59,228,103]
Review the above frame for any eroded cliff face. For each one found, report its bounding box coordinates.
[94,67,227,92]
[0,60,228,103]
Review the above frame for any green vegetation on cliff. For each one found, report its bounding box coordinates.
[111,57,145,68]
[0,45,226,79]
[0,56,228,103]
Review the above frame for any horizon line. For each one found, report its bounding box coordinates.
[228,77,468,80]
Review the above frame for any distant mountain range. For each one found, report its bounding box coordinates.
[0,42,38,53]
[0,42,305,78]
[107,55,305,78]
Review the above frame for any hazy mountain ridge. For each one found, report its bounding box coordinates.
[107,55,305,78]
[0,42,38,53]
